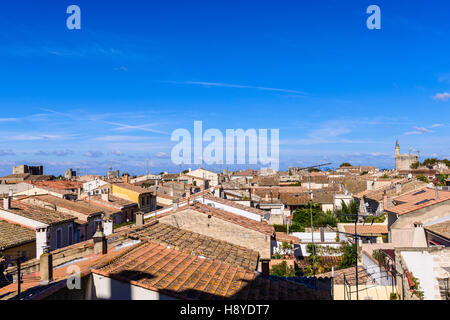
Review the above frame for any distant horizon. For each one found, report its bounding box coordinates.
[1,1,449,176]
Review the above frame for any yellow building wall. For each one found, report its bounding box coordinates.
[111,185,141,206]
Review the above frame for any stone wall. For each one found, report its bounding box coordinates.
[159,209,271,260]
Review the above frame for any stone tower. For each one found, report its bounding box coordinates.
[395,140,419,171]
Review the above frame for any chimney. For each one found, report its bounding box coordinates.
[3,191,11,210]
[136,211,144,227]
[383,192,388,210]
[101,190,110,202]
[173,200,179,210]
[77,187,82,198]
[93,222,107,255]
[170,185,174,197]
[412,221,427,247]
[36,227,49,257]
[320,227,325,243]
[103,217,114,236]
[435,186,439,200]
[260,259,270,277]
[124,174,129,184]
[40,246,53,285]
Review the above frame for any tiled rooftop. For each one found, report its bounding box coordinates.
[191,203,274,235]
[3,200,76,225]
[275,232,300,244]
[342,224,388,235]
[129,221,259,270]
[114,183,152,194]
[386,187,450,215]
[425,220,450,240]
[203,194,267,216]
[315,266,370,285]
[93,241,330,300]
[0,220,36,250]
[23,194,115,216]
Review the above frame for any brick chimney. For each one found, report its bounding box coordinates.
[136,211,144,227]
[93,222,107,255]
[40,246,53,285]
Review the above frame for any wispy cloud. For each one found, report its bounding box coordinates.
[113,66,128,72]
[431,123,444,128]
[109,150,125,156]
[84,150,103,158]
[404,126,432,135]
[6,134,76,141]
[0,118,17,122]
[0,149,15,156]
[155,152,169,159]
[166,81,307,95]
[433,92,450,101]
[103,121,168,135]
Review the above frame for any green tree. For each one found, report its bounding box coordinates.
[410,161,420,169]
[416,175,429,183]
[340,162,352,167]
[340,243,357,269]
[270,261,296,277]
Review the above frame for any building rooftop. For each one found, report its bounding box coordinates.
[158,203,274,236]
[342,224,388,235]
[22,194,116,216]
[92,240,330,300]
[425,220,450,240]
[114,183,152,194]
[315,266,370,285]
[129,221,259,270]
[0,220,36,250]
[3,200,76,226]
[386,187,450,215]
[275,232,300,244]
[203,194,267,217]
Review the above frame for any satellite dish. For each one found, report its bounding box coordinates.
[408,173,413,179]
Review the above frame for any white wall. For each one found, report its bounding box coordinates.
[195,198,262,222]
[92,274,177,300]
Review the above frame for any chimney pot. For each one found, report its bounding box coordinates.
[136,211,144,227]
[260,259,270,277]
[93,222,107,255]
[40,247,53,285]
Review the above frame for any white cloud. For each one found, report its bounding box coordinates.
[431,123,444,128]
[166,81,307,95]
[433,92,450,101]
[0,149,15,156]
[155,152,169,159]
[113,66,128,72]
[404,126,432,135]
[110,150,124,156]
[84,150,103,158]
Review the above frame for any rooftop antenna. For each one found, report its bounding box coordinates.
[146,158,149,177]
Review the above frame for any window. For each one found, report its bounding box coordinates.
[56,228,62,249]
[68,225,73,245]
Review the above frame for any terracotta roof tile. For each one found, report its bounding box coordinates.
[92,241,330,300]
[4,200,76,225]
[0,220,36,249]
[129,222,259,270]
[386,187,450,215]
[342,224,388,235]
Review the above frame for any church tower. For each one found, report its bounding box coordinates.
[395,140,400,156]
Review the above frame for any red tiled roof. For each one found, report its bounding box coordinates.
[92,241,330,300]
[342,224,388,235]
[275,232,300,244]
[5,200,76,225]
[386,187,450,215]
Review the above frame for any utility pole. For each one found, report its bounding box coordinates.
[16,257,21,300]
[354,217,359,300]
[309,174,316,277]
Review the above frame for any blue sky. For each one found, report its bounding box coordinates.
[0,0,449,176]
